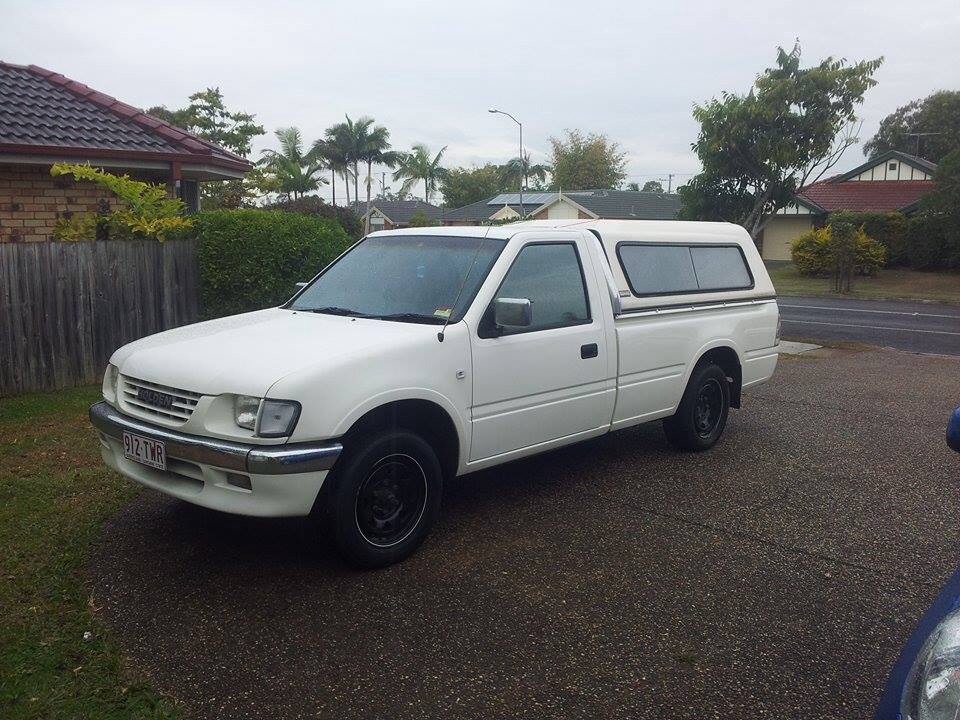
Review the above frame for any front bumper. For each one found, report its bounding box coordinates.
[90,401,342,517]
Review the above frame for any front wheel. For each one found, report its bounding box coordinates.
[325,430,442,568]
[663,362,730,452]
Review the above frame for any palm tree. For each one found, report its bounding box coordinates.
[354,118,400,233]
[314,131,351,207]
[393,144,448,204]
[259,127,327,201]
[501,151,550,190]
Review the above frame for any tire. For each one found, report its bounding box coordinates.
[324,429,442,568]
[663,361,730,452]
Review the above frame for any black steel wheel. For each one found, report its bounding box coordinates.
[663,361,731,451]
[323,430,442,568]
[354,454,428,548]
[693,378,724,439]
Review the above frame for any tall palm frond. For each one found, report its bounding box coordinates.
[260,126,327,201]
[393,144,448,204]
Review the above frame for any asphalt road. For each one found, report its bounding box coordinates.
[88,348,960,720]
[780,295,960,355]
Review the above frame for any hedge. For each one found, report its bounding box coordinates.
[192,209,352,318]
[264,197,363,239]
[828,211,908,266]
[905,214,960,270]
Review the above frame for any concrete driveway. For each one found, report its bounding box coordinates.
[89,347,960,720]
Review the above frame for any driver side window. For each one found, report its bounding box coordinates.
[489,242,590,335]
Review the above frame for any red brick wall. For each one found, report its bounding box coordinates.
[0,164,120,242]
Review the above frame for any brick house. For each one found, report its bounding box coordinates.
[441,189,681,225]
[0,62,251,243]
[760,151,938,260]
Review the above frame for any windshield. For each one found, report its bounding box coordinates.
[289,234,505,324]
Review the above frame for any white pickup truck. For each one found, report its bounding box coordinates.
[91,219,779,567]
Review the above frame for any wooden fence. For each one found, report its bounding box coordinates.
[0,240,201,396]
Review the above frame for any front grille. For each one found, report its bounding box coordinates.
[120,376,202,424]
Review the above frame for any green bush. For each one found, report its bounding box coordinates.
[829,211,908,266]
[264,196,363,239]
[790,226,832,275]
[905,214,960,270]
[192,209,352,318]
[791,223,886,279]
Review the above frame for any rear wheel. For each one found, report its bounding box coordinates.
[663,362,730,451]
[325,429,442,568]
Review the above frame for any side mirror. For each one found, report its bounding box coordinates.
[493,297,532,329]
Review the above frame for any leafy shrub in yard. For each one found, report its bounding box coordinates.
[264,196,363,239]
[905,214,960,270]
[828,211,908,266]
[791,224,886,278]
[50,163,193,241]
[193,209,352,318]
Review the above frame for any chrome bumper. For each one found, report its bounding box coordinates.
[89,401,342,475]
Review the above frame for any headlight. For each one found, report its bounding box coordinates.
[234,395,261,430]
[233,396,300,438]
[257,399,301,438]
[102,363,119,402]
[901,607,960,719]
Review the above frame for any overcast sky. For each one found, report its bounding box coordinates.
[4,0,959,201]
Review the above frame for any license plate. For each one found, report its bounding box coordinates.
[122,431,167,470]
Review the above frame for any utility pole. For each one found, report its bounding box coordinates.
[380,172,386,198]
[667,174,674,193]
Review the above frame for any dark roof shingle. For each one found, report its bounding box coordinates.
[353,200,445,224]
[0,62,250,170]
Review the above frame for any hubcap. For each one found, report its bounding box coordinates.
[355,454,427,548]
[694,378,723,438]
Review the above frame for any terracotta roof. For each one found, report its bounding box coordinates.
[797,179,934,213]
[0,62,251,172]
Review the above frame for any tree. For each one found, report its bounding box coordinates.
[148,88,267,209]
[548,129,626,191]
[317,123,355,207]
[259,127,327,201]
[679,44,883,241]
[393,144,448,203]
[500,152,550,191]
[641,180,664,193]
[407,211,437,227]
[441,164,506,207]
[626,182,640,191]
[351,117,400,234]
[864,91,960,163]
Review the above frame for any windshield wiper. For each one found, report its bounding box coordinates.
[372,312,446,325]
[305,306,371,317]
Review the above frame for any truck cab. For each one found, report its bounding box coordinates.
[91,219,779,567]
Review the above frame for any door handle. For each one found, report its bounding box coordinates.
[580,343,598,359]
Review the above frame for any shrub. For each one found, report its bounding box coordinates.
[50,163,192,241]
[407,211,437,227]
[192,209,352,318]
[905,214,960,270]
[791,223,886,280]
[829,211,908,266]
[790,226,832,275]
[264,196,363,239]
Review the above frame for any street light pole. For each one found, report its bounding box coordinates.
[489,108,524,218]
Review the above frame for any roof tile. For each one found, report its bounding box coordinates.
[0,62,251,170]
[798,180,934,213]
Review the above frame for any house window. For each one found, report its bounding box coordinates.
[889,162,897,171]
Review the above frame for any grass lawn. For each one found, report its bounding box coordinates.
[0,386,177,719]
[766,262,960,304]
